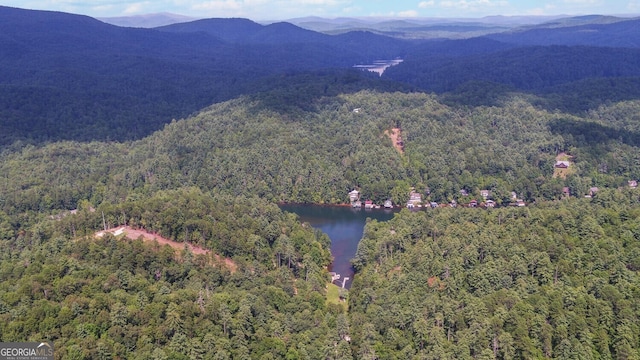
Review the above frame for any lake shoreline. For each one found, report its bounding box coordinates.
[277,201,403,210]
[278,203,398,289]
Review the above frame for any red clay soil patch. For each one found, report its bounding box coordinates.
[384,128,404,155]
[97,226,237,273]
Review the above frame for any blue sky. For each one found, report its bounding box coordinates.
[6,0,640,20]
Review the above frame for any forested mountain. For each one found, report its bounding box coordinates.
[2,89,639,215]
[0,190,341,359]
[486,17,640,47]
[386,45,640,92]
[156,18,326,44]
[3,6,640,146]
[287,15,563,39]
[1,88,639,357]
[2,5,640,359]
[0,6,407,146]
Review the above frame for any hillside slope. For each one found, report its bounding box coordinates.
[1,89,639,215]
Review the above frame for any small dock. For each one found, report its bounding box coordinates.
[330,272,349,288]
[330,272,340,282]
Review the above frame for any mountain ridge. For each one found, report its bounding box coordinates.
[2,5,640,146]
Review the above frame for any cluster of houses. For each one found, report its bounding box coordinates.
[563,180,638,198]
[348,188,525,210]
[349,179,638,210]
[349,190,391,209]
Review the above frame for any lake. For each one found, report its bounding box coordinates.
[279,204,398,288]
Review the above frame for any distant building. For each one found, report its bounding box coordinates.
[555,161,570,168]
[480,190,490,200]
[407,190,422,208]
[349,189,360,202]
[629,180,638,189]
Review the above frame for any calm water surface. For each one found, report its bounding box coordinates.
[279,204,398,288]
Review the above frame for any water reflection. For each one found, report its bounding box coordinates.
[279,204,397,288]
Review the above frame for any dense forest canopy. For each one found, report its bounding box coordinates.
[1,6,640,359]
[0,191,344,359]
[349,192,640,359]
[1,90,639,217]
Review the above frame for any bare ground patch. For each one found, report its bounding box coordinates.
[384,128,404,155]
[97,226,237,273]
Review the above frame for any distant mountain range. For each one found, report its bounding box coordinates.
[100,12,639,40]
[98,12,197,28]
[2,5,640,146]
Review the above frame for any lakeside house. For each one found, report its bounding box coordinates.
[349,189,360,202]
[407,190,423,208]
[384,200,393,208]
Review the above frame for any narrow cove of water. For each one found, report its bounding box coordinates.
[279,204,398,289]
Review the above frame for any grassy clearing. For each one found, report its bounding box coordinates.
[326,283,347,311]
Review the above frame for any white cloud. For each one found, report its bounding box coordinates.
[419,0,436,8]
[292,0,347,5]
[439,0,509,9]
[562,0,599,4]
[123,2,148,14]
